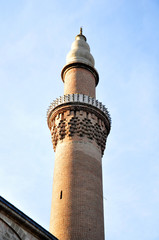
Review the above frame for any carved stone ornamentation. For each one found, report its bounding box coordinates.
[47,93,111,155]
[50,114,108,155]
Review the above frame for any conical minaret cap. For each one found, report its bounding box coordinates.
[66,28,95,67]
[61,28,99,86]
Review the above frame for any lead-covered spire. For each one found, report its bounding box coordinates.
[61,28,99,86]
[66,28,95,67]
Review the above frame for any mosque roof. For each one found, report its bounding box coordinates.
[0,196,58,240]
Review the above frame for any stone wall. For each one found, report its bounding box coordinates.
[0,212,38,240]
[0,197,58,240]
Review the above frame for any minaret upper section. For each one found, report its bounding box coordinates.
[47,30,111,154]
[61,28,99,98]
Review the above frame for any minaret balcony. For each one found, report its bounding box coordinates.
[47,93,111,127]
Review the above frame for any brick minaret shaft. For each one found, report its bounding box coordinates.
[47,29,111,240]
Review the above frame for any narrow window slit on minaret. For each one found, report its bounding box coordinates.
[60,191,62,199]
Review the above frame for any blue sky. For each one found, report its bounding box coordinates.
[0,1,159,239]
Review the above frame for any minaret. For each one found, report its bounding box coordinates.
[47,29,111,240]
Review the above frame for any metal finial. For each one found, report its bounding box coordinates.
[80,27,83,35]
[76,27,86,41]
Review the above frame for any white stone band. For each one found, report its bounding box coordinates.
[47,94,111,123]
